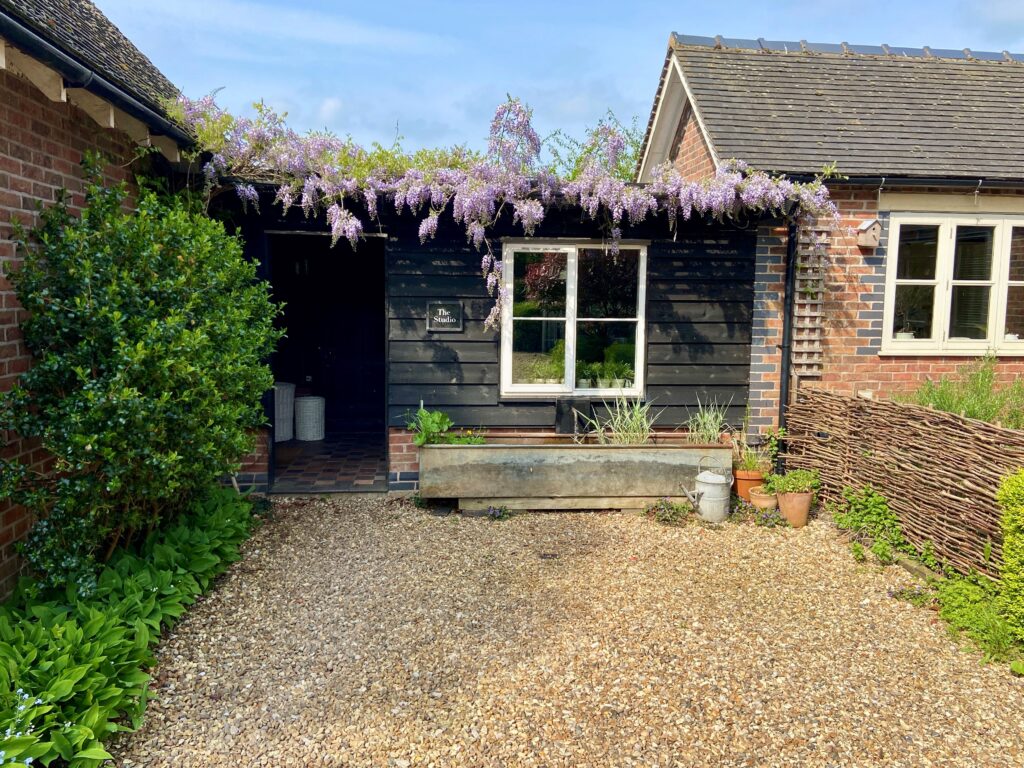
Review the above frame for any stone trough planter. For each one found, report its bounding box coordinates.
[418,439,732,512]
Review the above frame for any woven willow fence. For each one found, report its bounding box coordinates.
[785,388,1024,576]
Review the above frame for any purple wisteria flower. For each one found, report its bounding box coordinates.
[176,93,841,328]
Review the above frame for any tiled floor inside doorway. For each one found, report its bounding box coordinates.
[271,432,387,493]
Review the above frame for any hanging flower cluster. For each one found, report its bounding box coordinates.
[170,95,839,328]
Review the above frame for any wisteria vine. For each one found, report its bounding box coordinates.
[170,95,839,327]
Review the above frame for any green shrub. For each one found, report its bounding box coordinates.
[644,497,694,526]
[904,354,1024,428]
[764,468,819,495]
[0,487,255,767]
[833,486,928,566]
[937,575,1017,662]
[997,470,1024,642]
[850,541,866,562]
[0,158,281,591]
[405,405,485,446]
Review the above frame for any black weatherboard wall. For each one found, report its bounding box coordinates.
[386,216,756,429]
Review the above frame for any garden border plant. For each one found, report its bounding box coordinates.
[0,488,258,766]
[836,478,1024,668]
[0,158,281,595]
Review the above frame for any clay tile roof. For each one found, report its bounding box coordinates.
[0,0,178,112]
[644,33,1024,181]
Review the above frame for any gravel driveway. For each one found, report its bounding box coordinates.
[113,496,1024,767]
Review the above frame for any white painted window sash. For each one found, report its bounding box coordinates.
[500,243,648,398]
[882,213,1024,356]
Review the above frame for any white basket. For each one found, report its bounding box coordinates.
[295,396,325,441]
[273,382,295,442]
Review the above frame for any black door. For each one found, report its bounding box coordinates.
[270,234,385,434]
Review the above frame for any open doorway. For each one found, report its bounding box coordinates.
[268,233,387,492]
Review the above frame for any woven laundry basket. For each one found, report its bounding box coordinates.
[295,396,325,441]
[273,382,295,442]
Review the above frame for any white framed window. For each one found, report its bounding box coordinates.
[500,242,647,398]
[882,214,1024,355]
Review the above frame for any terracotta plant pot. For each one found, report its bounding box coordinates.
[748,485,777,511]
[733,469,764,502]
[777,491,813,528]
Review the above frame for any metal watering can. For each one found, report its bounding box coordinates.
[681,456,733,524]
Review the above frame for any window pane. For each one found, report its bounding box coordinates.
[1011,227,1024,283]
[949,286,990,340]
[512,252,566,317]
[953,226,994,281]
[511,320,565,384]
[577,248,640,318]
[1006,286,1024,340]
[575,321,637,387]
[892,284,935,339]
[896,224,938,280]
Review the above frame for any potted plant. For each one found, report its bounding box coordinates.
[748,484,778,511]
[608,360,632,388]
[733,445,768,501]
[763,468,819,528]
[731,421,783,502]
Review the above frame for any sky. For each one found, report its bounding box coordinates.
[95,0,1024,152]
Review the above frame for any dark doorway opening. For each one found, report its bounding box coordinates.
[268,233,387,492]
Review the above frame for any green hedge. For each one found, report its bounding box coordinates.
[0,488,256,766]
[997,470,1024,642]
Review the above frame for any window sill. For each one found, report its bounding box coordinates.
[878,344,1024,357]
[500,388,645,401]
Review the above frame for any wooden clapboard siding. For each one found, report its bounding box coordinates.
[386,221,756,429]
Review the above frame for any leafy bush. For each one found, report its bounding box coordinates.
[833,486,920,566]
[643,497,694,526]
[764,469,819,495]
[0,488,255,766]
[405,405,485,446]
[997,470,1024,642]
[936,576,1017,662]
[904,354,1024,428]
[0,159,280,590]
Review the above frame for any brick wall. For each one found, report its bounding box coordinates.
[0,68,138,595]
[746,223,788,432]
[666,111,1024,429]
[814,185,1024,397]
[669,104,716,182]
[235,428,270,492]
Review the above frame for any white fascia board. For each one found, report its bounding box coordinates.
[669,54,720,170]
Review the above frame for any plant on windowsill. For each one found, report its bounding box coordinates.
[763,468,820,528]
[576,361,600,388]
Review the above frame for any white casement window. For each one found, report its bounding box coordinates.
[882,214,1024,355]
[500,243,647,397]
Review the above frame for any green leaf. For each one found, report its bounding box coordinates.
[74,744,114,760]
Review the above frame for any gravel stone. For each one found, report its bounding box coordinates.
[112,495,1024,767]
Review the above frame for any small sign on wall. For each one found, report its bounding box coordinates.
[426,301,463,332]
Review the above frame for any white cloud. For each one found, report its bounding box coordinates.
[95,0,453,54]
[316,96,343,126]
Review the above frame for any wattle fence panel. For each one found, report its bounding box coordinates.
[784,388,1024,576]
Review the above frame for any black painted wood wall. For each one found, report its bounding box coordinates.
[386,221,756,430]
